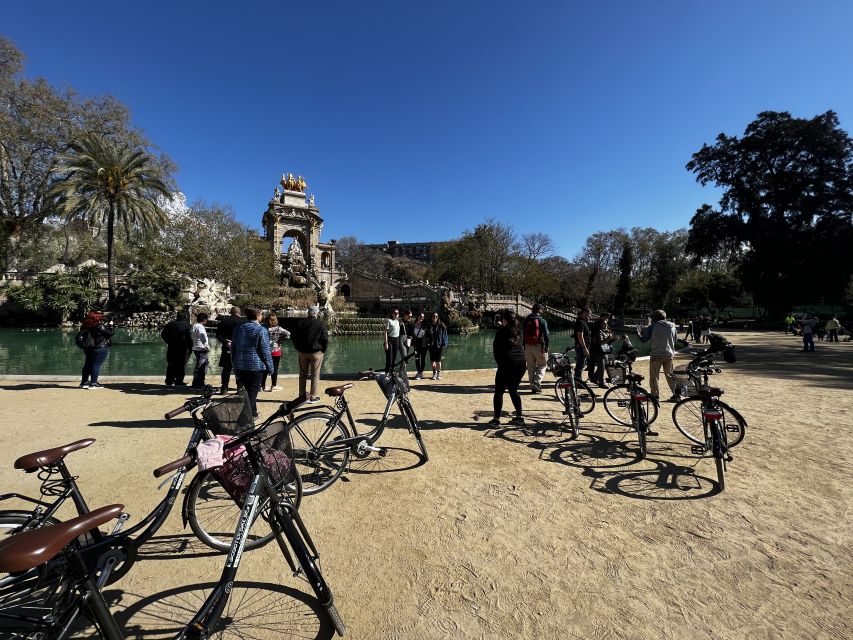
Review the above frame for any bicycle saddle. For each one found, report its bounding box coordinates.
[699,386,724,397]
[626,373,644,382]
[325,383,354,397]
[14,439,96,471]
[0,504,123,573]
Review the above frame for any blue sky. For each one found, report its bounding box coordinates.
[4,1,852,258]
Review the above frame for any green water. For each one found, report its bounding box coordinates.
[0,327,649,376]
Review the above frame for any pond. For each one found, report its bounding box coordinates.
[0,327,651,377]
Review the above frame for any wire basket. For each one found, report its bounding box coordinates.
[548,353,573,378]
[212,421,295,504]
[671,367,700,397]
[605,363,625,385]
[375,371,410,400]
[202,390,255,436]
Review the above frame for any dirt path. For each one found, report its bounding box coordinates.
[0,331,850,639]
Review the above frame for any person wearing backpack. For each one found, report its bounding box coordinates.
[522,303,550,393]
[78,311,114,389]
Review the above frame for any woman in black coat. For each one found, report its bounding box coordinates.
[489,309,527,426]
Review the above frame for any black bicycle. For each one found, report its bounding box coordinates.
[622,371,654,459]
[671,339,746,448]
[0,395,346,639]
[548,350,596,416]
[601,339,660,427]
[289,352,428,495]
[686,385,733,490]
[0,387,301,557]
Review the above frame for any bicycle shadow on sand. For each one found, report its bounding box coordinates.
[107,581,335,639]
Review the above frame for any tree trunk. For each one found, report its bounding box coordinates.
[107,203,116,305]
[3,222,22,272]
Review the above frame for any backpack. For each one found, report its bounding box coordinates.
[75,329,95,349]
[523,317,542,345]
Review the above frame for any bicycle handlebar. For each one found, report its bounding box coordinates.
[164,404,190,419]
[153,454,194,478]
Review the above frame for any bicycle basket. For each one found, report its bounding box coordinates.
[202,389,254,436]
[212,422,295,504]
[548,353,572,378]
[375,371,409,400]
[605,358,625,385]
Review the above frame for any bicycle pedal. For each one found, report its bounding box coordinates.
[378,448,388,457]
[691,445,706,455]
[726,454,734,462]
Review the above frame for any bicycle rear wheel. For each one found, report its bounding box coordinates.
[400,397,428,461]
[554,378,596,414]
[561,389,579,438]
[711,421,726,491]
[633,404,647,459]
[672,398,746,447]
[289,411,352,496]
[187,470,302,553]
[603,384,659,426]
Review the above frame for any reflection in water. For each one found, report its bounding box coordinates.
[0,328,649,376]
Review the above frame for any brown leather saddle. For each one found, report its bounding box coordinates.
[14,439,95,471]
[325,383,353,397]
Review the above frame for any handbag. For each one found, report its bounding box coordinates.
[600,343,613,354]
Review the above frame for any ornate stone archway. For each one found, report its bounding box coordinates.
[261,173,347,305]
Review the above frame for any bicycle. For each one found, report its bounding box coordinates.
[671,338,746,448]
[550,356,583,438]
[0,387,302,558]
[601,340,660,427]
[621,371,655,459]
[548,350,596,416]
[0,394,346,638]
[685,385,734,490]
[289,352,428,495]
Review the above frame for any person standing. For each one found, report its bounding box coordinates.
[292,305,328,402]
[522,303,550,393]
[785,313,796,335]
[231,308,273,418]
[802,322,815,352]
[826,316,840,342]
[79,311,114,389]
[400,309,414,358]
[699,315,712,344]
[191,313,210,389]
[160,312,192,386]
[384,308,402,373]
[684,318,694,341]
[263,314,290,391]
[573,308,592,382]
[637,309,679,403]
[489,309,527,426]
[426,312,448,380]
[216,306,247,394]
[410,312,429,380]
[588,312,614,387]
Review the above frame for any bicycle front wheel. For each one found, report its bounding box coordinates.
[289,411,352,495]
[672,398,746,447]
[711,421,726,491]
[554,378,596,415]
[603,384,659,426]
[633,404,647,459]
[186,470,303,553]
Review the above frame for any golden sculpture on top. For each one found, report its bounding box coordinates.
[280,173,308,193]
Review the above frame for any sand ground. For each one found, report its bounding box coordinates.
[0,331,850,639]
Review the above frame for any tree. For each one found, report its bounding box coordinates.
[686,110,853,315]
[47,134,172,304]
[0,37,175,272]
[613,241,633,316]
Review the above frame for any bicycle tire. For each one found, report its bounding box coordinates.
[400,398,428,461]
[561,390,579,438]
[712,421,726,491]
[634,404,647,459]
[554,377,596,415]
[186,469,302,553]
[603,384,659,426]
[289,411,352,496]
[672,397,746,447]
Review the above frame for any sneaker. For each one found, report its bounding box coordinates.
[415,373,422,380]
[487,418,501,426]
[88,382,103,390]
[531,385,541,394]
[436,373,442,380]
[431,374,436,380]
[272,386,282,391]
[646,430,659,437]
[509,416,525,425]
[79,382,89,389]
[666,395,682,403]
[252,412,259,419]
[308,396,321,403]
[219,386,228,395]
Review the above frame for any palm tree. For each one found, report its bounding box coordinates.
[47,134,171,304]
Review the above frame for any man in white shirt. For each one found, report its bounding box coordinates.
[191,312,210,388]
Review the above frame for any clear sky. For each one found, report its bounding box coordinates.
[4,1,852,258]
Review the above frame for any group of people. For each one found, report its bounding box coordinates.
[487,305,683,426]
[784,313,847,352]
[683,316,712,343]
[158,305,328,417]
[383,308,448,380]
